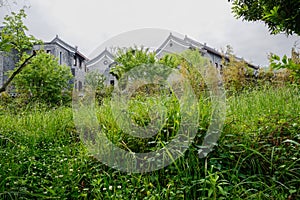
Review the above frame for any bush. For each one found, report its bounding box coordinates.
[10,51,73,105]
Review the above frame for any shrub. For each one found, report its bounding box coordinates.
[10,51,73,105]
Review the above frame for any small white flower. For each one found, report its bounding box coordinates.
[103,188,107,191]
[117,185,122,189]
[109,186,113,190]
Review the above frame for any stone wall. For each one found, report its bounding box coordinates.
[0,50,18,88]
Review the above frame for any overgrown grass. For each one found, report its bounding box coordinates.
[0,86,299,199]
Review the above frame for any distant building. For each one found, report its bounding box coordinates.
[0,49,19,90]
[86,48,116,86]
[87,33,259,85]
[1,32,259,92]
[0,35,88,91]
[33,35,88,90]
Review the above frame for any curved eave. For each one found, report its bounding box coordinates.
[156,33,191,55]
[184,36,204,48]
[50,36,76,52]
[86,49,114,67]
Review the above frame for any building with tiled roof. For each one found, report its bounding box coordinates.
[0,35,88,91]
[86,48,116,85]
[87,33,259,85]
[1,31,259,92]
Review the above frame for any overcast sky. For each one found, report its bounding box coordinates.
[1,0,299,66]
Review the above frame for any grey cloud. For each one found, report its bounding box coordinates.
[1,0,298,66]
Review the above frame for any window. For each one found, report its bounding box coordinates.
[78,81,83,91]
[110,80,115,86]
[71,68,75,76]
[46,50,51,54]
[215,63,218,69]
[79,60,82,69]
[73,56,77,66]
[59,52,62,65]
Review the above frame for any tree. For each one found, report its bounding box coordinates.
[229,0,300,35]
[110,46,156,80]
[85,71,106,90]
[0,9,39,56]
[221,45,255,91]
[11,51,73,104]
[269,47,300,84]
[110,46,213,98]
[0,9,41,93]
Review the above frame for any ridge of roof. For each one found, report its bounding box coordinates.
[42,35,88,60]
[156,33,259,69]
[156,32,191,54]
[86,48,114,66]
[184,35,204,48]
[50,35,76,52]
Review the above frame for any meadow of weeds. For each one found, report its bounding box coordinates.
[0,85,299,199]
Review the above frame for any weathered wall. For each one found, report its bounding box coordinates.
[0,50,18,88]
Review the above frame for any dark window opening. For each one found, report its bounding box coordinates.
[71,68,75,76]
[79,60,82,69]
[78,81,83,91]
[110,80,115,86]
[46,50,51,54]
[73,56,77,66]
[59,52,62,65]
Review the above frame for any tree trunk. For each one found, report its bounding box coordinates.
[0,51,36,94]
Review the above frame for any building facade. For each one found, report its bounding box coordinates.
[33,35,88,90]
[86,33,259,85]
[1,32,259,92]
[0,35,88,91]
[86,48,116,86]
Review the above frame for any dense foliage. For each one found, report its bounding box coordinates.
[1,7,299,200]
[110,46,156,80]
[270,48,300,85]
[0,9,40,55]
[0,86,299,199]
[10,51,73,105]
[229,0,300,35]
[0,9,41,93]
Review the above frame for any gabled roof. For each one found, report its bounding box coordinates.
[155,33,259,70]
[156,32,191,55]
[86,48,114,66]
[75,50,89,61]
[184,35,223,57]
[184,35,204,49]
[44,35,88,60]
[43,35,76,53]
